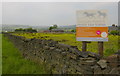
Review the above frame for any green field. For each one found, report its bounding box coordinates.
[2,34,48,74]
[13,33,119,57]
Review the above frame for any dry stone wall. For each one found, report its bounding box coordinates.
[3,33,120,75]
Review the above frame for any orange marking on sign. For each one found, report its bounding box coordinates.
[76,27,108,37]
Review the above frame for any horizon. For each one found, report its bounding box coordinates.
[1,23,118,27]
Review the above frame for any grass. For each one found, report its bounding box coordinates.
[0,34,2,75]
[13,32,119,57]
[2,34,48,74]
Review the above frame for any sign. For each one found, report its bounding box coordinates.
[76,10,108,41]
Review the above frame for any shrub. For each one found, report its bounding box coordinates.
[71,29,76,32]
[104,48,115,57]
[110,30,119,35]
[15,28,37,33]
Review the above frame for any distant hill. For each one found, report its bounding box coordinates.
[2,24,31,32]
[58,25,76,30]
[59,25,76,29]
[2,24,76,32]
[2,24,49,32]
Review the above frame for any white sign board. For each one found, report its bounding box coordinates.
[76,10,108,41]
[76,10,108,27]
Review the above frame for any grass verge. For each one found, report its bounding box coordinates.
[2,34,48,74]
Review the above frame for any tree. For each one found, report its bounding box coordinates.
[53,24,58,29]
[49,26,53,30]
[14,28,37,33]
[26,28,37,33]
[112,24,116,27]
[110,30,119,35]
[71,29,76,32]
[49,24,58,30]
[26,28,33,32]
[15,28,24,32]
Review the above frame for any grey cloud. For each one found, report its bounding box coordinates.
[2,2,118,26]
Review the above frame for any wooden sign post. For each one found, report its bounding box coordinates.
[82,41,91,52]
[98,41,104,57]
[76,10,108,57]
[82,41,87,52]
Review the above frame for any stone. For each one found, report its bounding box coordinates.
[102,66,111,74]
[44,46,49,50]
[66,67,76,74]
[106,54,118,68]
[61,65,67,74]
[91,65,99,69]
[87,51,100,59]
[55,49,62,52]
[79,57,96,65]
[56,43,70,50]
[69,60,77,66]
[94,67,102,74]
[50,47,55,50]
[23,39,32,42]
[118,67,120,74]
[97,59,107,69]
[80,57,95,61]
[61,52,67,56]
[109,68,119,74]
[75,71,82,74]
[67,53,77,60]
[74,50,83,56]
[71,46,78,49]
[80,52,89,58]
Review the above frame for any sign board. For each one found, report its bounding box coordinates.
[76,10,108,41]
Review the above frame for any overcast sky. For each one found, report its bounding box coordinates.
[2,2,118,26]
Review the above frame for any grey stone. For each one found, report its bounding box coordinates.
[68,53,77,60]
[44,46,49,49]
[80,52,89,58]
[50,47,55,50]
[87,51,100,59]
[55,49,62,52]
[23,39,32,42]
[91,65,99,69]
[102,66,111,74]
[94,67,102,74]
[74,50,82,56]
[97,59,107,69]
[61,52,67,56]
[109,68,119,74]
